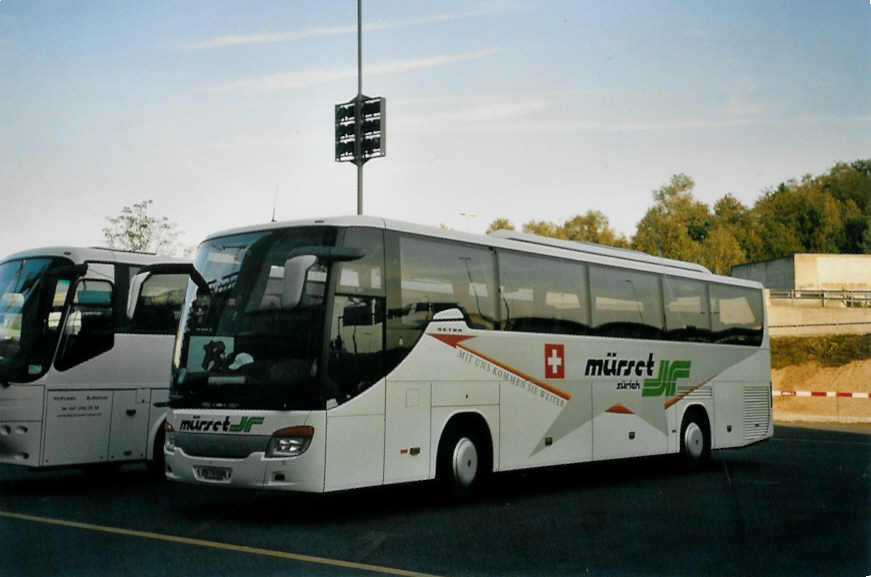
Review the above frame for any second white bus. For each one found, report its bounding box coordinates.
[0,247,188,472]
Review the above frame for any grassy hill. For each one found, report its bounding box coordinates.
[771,334,871,369]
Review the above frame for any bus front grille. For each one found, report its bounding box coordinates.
[175,432,271,459]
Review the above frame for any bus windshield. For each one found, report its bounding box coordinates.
[0,257,73,382]
[171,227,337,410]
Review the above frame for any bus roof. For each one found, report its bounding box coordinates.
[200,215,761,289]
[2,246,186,267]
[488,229,711,274]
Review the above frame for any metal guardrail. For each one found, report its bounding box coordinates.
[769,289,871,307]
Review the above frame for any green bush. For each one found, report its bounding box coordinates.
[770,334,871,369]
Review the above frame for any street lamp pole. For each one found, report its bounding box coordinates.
[335,0,385,213]
[356,0,363,216]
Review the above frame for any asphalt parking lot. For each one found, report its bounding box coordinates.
[1,424,868,577]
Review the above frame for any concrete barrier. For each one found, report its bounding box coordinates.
[774,395,871,423]
[767,291,871,337]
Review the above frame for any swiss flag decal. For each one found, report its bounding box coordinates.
[544,344,565,379]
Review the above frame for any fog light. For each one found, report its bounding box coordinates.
[266,426,314,458]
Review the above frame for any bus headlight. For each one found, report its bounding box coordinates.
[266,426,314,458]
[164,421,176,453]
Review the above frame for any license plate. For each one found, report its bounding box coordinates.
[196,466,231,482]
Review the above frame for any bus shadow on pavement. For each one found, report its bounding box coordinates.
[0,463,157,497]
[174,453,726,526]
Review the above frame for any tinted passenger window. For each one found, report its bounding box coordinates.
[398,236,497,331]
[499,252,589,335]
[337,227,384,296]
[590,266,663,339]
[663,276,710,341]
[46,279,71,330]
[328,295,384,403]
[709,284,763,346]
[326,227,386,404]
[55,279,114,370]
[129,274,188,334]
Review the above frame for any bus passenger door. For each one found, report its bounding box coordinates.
[43,277,116,466]
[324,294,386,491]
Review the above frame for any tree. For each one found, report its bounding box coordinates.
[826,162,871,253]
[522,220,562,238]
[711,194,758,261]
[485,211,628,248]
[631,174,711,263]
[558,211,630,247]
[753,172,853,257]
[701,225,745,275]
[103,200,182,255]
[486,158,870,269]
[486,218,515,234]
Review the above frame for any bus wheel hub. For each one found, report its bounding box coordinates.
[452,437,478,486]
[684,422,704,459]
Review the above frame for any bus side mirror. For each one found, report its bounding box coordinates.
[281,255,318,310]
[126,262,202,320]
[127,271,152,320]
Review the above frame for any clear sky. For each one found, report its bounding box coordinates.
[1,1,869,256]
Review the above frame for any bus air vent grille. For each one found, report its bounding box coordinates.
[743,386,770,442]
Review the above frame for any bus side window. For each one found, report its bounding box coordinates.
[663,276,710,342]
[55,279,114,371]
[385,234,497,370]
[397,235,496,330]
[498,251,589,335]
[709,284,763,346]
[128,274,188,334]
[589,265,664,340]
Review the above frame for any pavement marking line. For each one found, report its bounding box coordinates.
[0,510,443,577]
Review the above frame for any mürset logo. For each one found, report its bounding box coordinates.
[179,416,265,433]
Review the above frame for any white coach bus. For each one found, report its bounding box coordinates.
[153,216,770,493]
[0,247,188,472]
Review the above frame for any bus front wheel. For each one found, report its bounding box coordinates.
[146,423,166,480]
[437,423,490,497]
[680,408,711,466]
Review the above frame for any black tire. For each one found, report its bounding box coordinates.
[436,422,491,499]
[680,408,711,467]
[146,423,166,480]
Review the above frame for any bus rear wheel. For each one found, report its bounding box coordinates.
[680,408,711,467]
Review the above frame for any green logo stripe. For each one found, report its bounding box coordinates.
[229,416,265,433]
[643,360,691,397]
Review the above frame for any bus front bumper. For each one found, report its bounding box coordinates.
[164,447,325,492]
